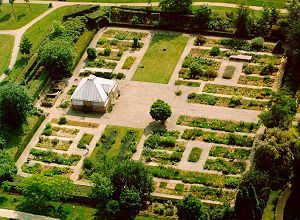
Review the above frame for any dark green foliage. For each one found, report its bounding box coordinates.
[87,47,97,59]
[159,0,192,13]
[20,36,33,56]
[91,160,154,219]
[235,3,250,37]
[39,39,75,78]
[253,128,298,188]
[0,83,33,130]
[235,184,262,220]
[195,6,212,29]
[0,150,17,183]
[210,47,220,56]
[150,99,172,123]
[19,174,74,212]
[58,116,67,124]
[176,194,206,220]
[259,90,297,128]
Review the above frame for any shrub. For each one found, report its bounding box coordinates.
[175,90,182,96]
[222,65,236,79]
[224,177,240,188]
[116,72,125,79]
[250,37,264,51]
[58,116,67,125]
[175,183,184,191]
[260,63,278,75]
[229,96,243,107]
[87,47,97,59]
[103,48,111,56]
[210,47,220,56]
[78,133,94,149]
[188,93,217,105]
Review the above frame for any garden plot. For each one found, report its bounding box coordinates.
[83,28,149,78]
[22,162,73,177]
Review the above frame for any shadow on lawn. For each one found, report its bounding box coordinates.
[0,14,11,23]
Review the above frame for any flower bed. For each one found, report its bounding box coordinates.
[188,148,202,162]
[182,128,254,147]
[174,80,200,87]
[22,162,72,176]
[97,38,143,51]
[51,118,99,128]
[36,137,72,151]
[42,123,79,138]
[122,56,137,69]
[177,115,258,133]
[238,75,275,87]
[85,59,117,69]
[203,84,273,99]
[142,146,184,165]
[189,48,227,59]
[30,148,81,166]
[149,166,240,188]
[187,93,267,110]
[209,145,251,159]
[97,49,123,61]
[144,130,181,150]
[190,185,236,202]
[77,133,94,149]
[102,29,148,40]
[204,158,246,175]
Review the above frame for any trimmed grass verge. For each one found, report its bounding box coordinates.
[132,34,188,83]
[0,35,14,75]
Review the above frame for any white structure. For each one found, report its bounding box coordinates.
[71,74,119,112]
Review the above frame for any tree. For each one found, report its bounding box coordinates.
[24,0,31,10]
[0,150,17,183]
[19,36,32,56]
[259,90,297,129]
[0,83,33,130]
[9,0,15,19]
[91,160,154,219]
[39,39,75,78]
[176,194,206,220]
[159,0,192,14]
[20,174,74,212]
[195,6,212,30]
[253,128,298,187]
[149,99,172,123]
[235,184,262,220]
[235,3,251,37]
[285,0,300,81]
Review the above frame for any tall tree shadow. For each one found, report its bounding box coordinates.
[0,14,11,23]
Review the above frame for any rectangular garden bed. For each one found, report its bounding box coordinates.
[204,158,246,175]
[209,145,251,159]
[238,75,275,87]
[177,115,259,133]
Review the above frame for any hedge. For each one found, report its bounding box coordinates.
[63,5,100,21]
[14,114,46,161]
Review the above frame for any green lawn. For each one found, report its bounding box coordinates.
[132,34,188,84]
[50,0,287,8]
[0,4,49,30]
[262,190,281,220]
[91,125,143,160]
[0,191,97,220]
[0,35,14,75]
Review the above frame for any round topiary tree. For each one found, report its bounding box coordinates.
[149,99,172,123]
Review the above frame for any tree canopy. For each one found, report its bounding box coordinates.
[176,194,206,220]
[235,3,251,37]
[0,150,17,182]
[159,0,192,14]
[91,160,154,219]
[259,90,297,129]
[0,83,32,130]
[39,38,75,78]
[20,174,74,212]
[20,36,32,56]
[150,99,172,123]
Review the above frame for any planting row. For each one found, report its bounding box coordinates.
[30,148,81,166]
[22,162,72,176]
[36,137,73,151]
[188,93,267,110]
[203,84,273,99]
[177,115,259,133]
[182,128,254,147]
